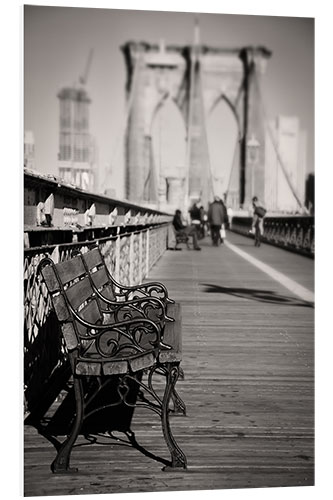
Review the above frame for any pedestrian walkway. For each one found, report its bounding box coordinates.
[24,231,314,496]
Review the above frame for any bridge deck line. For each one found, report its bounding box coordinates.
[24,232,314,496]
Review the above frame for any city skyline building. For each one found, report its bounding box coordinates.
[264,115,307,212]
[57,86,96,192]
[24,130,35,170]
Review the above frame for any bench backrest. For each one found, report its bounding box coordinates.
[39,255,162,373]
[81,247,117,304]
[40,255,103,350]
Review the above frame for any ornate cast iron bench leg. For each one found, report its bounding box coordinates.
[161,363,187,470]
[170,365,186,415]
[51,377,84,474]
[170,388,187,415]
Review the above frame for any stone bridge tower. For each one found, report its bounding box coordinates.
[122,36,271,211]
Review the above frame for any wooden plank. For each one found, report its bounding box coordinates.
[41,265,60,292]
[75,299,101,336]
[55,255,86,284]
[66,276,95,310]
[83,247,103,271]
[91,267,109,289]
[52,293,70,322]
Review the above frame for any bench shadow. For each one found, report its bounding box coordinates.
[77,431,170,468]
[31,382,172,469]
[200,284,314,308]
[37,418,170,468]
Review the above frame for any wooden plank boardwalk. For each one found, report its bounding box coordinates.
[24,231,314,496]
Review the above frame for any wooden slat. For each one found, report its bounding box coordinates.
[91,267,111,291]
[41,265,60,292]
[75,361,101,376]
[66,277,95,310]
[129,352,155,372]
[52,293,70,322]
[55,256,86,284]
[75,299,101,336]
[100,286,115,301]
[61,323,78,350]
[83,248,104,271]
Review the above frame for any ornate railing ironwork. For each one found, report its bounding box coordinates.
[230,215,314,257]
[24,224,169,421]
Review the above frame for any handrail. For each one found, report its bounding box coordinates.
[24,169,172,249]
[230,215,314,257]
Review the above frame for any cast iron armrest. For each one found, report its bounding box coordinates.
[92,287,174,323]
[69,306,172,356]
[105,268,174,304]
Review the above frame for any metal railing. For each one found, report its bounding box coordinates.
[24,169,172,249]
[230,215,314,257]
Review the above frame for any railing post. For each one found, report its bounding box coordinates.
[129,232,134,285]
[146,228,150,277]
[139,231,143,284]
[115,228,121,283]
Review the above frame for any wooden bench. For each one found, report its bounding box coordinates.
[173,229,190,250]
[38,251,187,473]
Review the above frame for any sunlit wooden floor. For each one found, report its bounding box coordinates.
[24,231,314,496]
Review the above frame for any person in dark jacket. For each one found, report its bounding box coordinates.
[208,196,228,246]
[172,210,201,250]
[189,200,201,224]
[199,205,207,238]
[189,199,203,239]
[249,196,266,236]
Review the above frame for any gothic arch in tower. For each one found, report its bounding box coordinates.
[207,95,239,200]
[150,96,187,210]
[122,40,271,210]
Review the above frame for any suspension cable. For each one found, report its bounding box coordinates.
[225,132,241,201]
[253,72,305,210]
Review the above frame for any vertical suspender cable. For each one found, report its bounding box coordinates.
[253,72,304,210]
[225,131,241,201]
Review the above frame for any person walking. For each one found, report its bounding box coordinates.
[189,199,202,239]
[208,196,228,246]
[199,205,207,238]
[172,209,202,250]
[219,198,229,243]
[249,196,266,237]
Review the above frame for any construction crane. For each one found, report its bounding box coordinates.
[79,48,94,86]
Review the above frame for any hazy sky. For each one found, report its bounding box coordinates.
[24,5,314,197]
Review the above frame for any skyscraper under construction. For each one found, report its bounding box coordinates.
[57,50,96,192]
